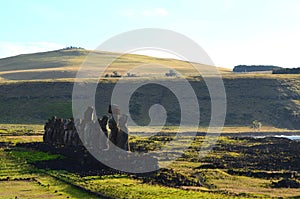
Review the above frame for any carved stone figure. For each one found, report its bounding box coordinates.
[73,118,82,146]
[99,115,109,137]
[98,115,109,150]
[108,104,120,147]
[81,106,95,147]
[43,105,130,152]
[43,119,51,143]
[108,116,119,147]
[117,114,130,151]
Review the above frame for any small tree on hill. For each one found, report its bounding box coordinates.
[251,120,262,131]
[165,70,177,77]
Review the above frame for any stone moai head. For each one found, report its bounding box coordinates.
[84,106,95,121]
[119,114,128,128]
[108,104,121,123]
[101,115,109,124]
[108,104,120,115]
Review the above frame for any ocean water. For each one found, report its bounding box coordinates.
[274,135,300,140]
[253,135,300,140]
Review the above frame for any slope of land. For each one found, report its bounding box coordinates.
[0,49,299,129]
[0,48,231,81]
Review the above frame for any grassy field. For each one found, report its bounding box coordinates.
[0,126,241,199]
[0,148,101,199]
[1,124,300,198]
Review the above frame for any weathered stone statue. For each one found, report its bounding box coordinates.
[117,114,130,151]
[62,119,69,145]
[73,118,82,146]
[58,118,65,145]
[81,106,94,146]
[64,118,75,146]
[43,105,130,152]
[47,116,56,143]
[43,118,51,143]
[98,115,109,150]
[108,104,120,147]
[99,115,109,137]
[79,106,109,150]
[108,116,119,147]
[52,118,60,145]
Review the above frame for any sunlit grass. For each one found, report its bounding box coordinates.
[1,124,300,198]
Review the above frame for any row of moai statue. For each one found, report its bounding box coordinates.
[43,105,130,151]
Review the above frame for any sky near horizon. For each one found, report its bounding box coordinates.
[1,0,300,68]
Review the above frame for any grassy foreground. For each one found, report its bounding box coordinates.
[0,125,238,199]
[1,124,300,198]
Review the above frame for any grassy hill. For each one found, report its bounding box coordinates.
[0,48,231,81]
[0,48,299,129]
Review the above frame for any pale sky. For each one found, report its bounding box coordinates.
[1,0,300,68]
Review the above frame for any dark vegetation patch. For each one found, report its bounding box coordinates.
[273,67,300,74]
[227,169,296,180]
[194,137,300,175]
[14,135,300,189]
[15,142,120,176]
[0,176,36,182]
[0,77,300,129]
[233,65,281,72]
[136,168,207,188]
[13,142,207,188]
[271,178,300,188]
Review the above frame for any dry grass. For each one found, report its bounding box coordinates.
[130,125,300,134]
[207,170,300,198]
[0,180,69,199]
[0,48,232,81]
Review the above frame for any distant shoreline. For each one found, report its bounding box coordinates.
[131,131,300,137]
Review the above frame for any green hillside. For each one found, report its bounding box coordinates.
[0,48,299,129]
[0,76,299,129]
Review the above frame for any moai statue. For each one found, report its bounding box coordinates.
[98,115,109,150]
[47,116,56,144]
[118,114,130,151]
[73,118,83,146]
[63,118,74,146]
[58,118,65,145]
[108,104,120,120]
[63,119,70,145]
[51,118,60,145]
[68,118,75,145]
[108,104,120,147]
[99,115,109,137]
[82,106,95,146]
[82,106,102,150]
[43,119,51,143]
[63,118,68,130]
